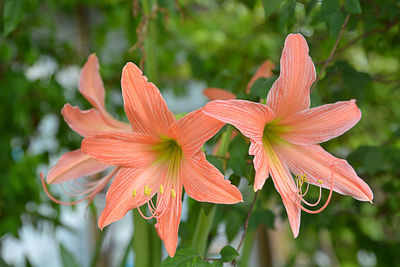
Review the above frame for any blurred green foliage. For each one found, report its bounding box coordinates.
[1,0,400,266]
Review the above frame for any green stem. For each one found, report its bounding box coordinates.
[191,205,217,255]
[238,229,255,267]
[133,211,151,267]
[191,126,233,256]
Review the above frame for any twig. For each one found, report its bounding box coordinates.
[233,191,258,266]
[310,14,351,93]
[316,18,399,65]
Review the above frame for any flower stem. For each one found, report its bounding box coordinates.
[191,125,233,255]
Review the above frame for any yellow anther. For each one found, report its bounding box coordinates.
[317,179,323,184]
[148,187,152,196]
[159,184,164,194]
[132,189,137,197]
[144,185,149,196]
[171,189,176,198]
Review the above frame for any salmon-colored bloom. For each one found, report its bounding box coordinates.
[202,60,275,101]
[41,54,131,204]
[81,62,243,256]
[203,33,373,237]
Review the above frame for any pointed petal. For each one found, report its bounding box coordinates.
[203,100,274,142]
[203,88,236,101]
[121,63,175,136]
[249,142,270,191]
[155,175,183,257]
[246,60,275,93]
[62,104,131,137]
[265,142,301,237]
[275,144,373,201]
[98,166,164,229]
[172,109,224,156]
[81,132,159,168]
[266,34,316,117]
[183,151,242,204]
[79,54,106,111]
[47,149,108,184]
[280,100,361,145]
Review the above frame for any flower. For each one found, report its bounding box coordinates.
[203,33,373,237]
[202,59,275,101]
[81,62,243,256]
[41,54,131,204]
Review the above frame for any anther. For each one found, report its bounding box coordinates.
[171,189,176,198]
[317,179,323,184]
[159,184,164,194]
[144,185,149,196]
[132,189,137,197]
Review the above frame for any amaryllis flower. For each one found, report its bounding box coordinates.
[203,33,373,237]
[81,62,243,256]
[41,54,131,204]
[203,59,275,101]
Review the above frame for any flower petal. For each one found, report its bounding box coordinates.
[98,166,164,229]
[203,88,236,101]
[275,144,373,202]
[47,149,108,184]
[62,104,131,137]
[172,109,224,156]
[203,100,274,142]
[280,100,361,145]
[81,132,159,168]
[183,151,243,204]
[121,62,175,136]
[246,60,275,93]
[79,54,106,112]
[266,142,300,237]
[266,34,316,118]
[249,142,270,191]
[155,176,183,257]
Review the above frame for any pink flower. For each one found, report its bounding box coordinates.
[41,54,131,204]
[81,62,243,256]
[203,33,373,237]
[202,60,275,101]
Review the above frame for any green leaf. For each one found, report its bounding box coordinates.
[220,246,239,262]
[206,154,224,174]
[249,78,268,99]
[3,0,25,36]
[328,11,345,38]
[228,135,248,158]
[238,0,257,9]
[161,249,203,267]
[249,210,275,229]
[344,0,362,14]
[60,245,80,267]
[0,257,11,267]
[262,0,281,19]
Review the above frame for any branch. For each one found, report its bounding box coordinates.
[233,191,258,266]
[310,14,351,93]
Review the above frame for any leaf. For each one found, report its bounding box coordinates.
[249,78,273,99]
[249,209,275,229]
[161,249,204,267]
[3,0,25,36]
[238,0,257,9]
[262,0,281,19]
[278,0,296,29]
[220,246,239,262]
[60,245,80,267]
[328,11,345,38]
[206,154,224,174]
[344,0,362,14]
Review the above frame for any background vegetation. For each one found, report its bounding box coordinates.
[1,0,399,266]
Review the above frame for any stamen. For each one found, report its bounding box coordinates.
[159,184,164,194]
[297,165,335,214]
[132,189,137,197]
[171,189,176,198]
